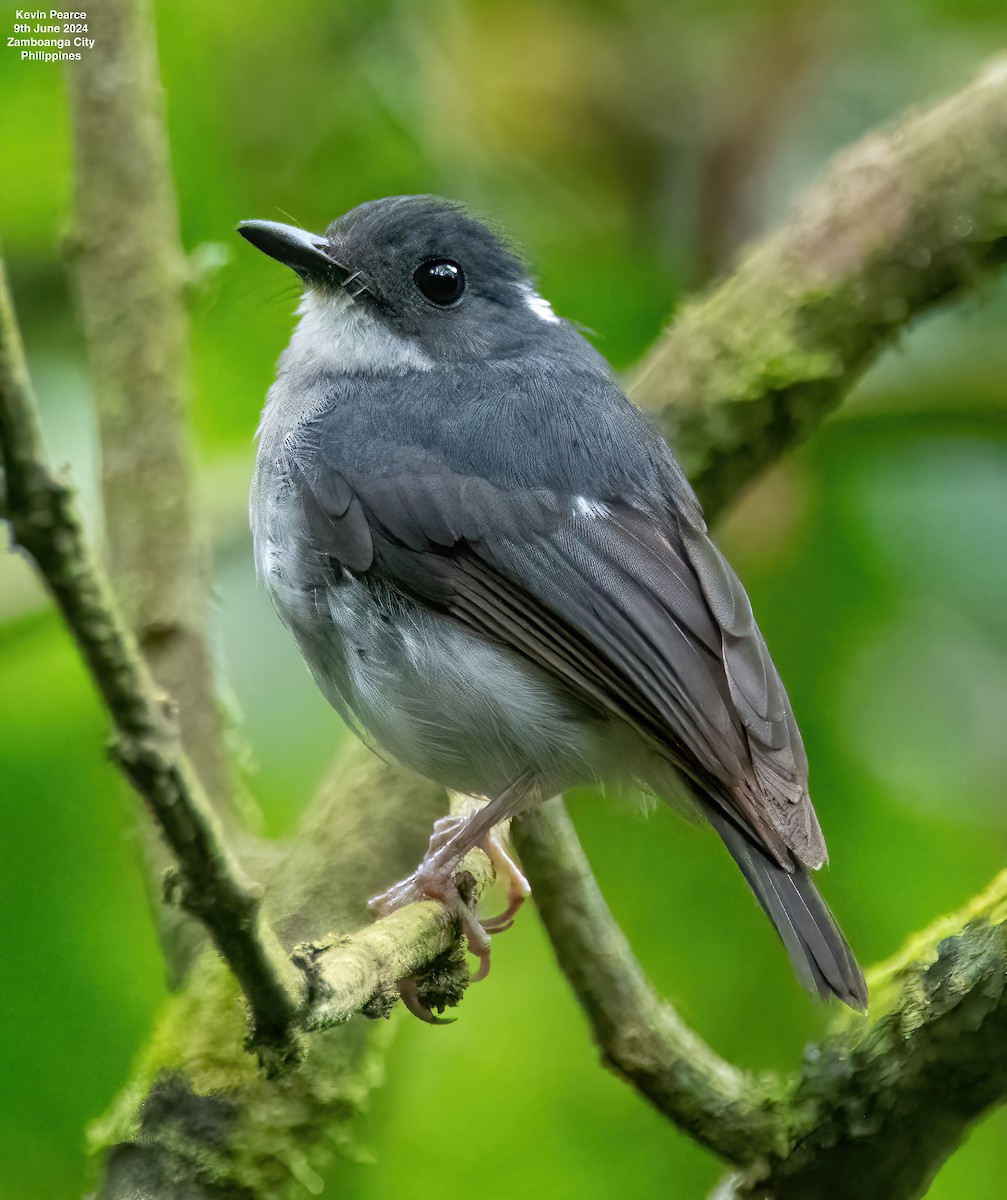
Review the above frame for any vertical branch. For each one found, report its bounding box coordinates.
[0,260,302,1063]
[64,0,230,809]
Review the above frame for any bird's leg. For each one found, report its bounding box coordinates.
[369,771,537,986]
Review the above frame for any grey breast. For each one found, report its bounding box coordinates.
[250,390,599,799]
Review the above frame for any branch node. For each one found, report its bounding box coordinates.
[245,1025,306,1079]
[412,941,471,1018]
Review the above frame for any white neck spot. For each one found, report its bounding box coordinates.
[519,282,561,324]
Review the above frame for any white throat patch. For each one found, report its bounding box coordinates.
[283,290,434,377]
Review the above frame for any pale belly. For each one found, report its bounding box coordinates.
[268,556,605,799]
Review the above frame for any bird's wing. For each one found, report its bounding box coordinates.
[289,448,825,870]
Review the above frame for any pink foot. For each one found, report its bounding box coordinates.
[368,815,493,980]
[368,809,532,1014]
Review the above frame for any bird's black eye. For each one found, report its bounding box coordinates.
[414,259,465,306]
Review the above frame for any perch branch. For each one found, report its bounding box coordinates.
[0,260,300,1058]
[298,901,464,1027]
[297,792,498,1028]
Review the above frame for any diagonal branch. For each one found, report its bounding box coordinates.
[0,275,492,1060]
[632,55,1007,519]
[61,0,242,988]
[513,799,783,1165]
[0,260,301,1061]
[735,871,1007,1198]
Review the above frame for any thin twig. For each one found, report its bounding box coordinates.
[0,260,300,1061]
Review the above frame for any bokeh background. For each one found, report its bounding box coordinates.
[2,1,1006,1196]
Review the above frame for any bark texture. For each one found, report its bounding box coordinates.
[632,57,1007,520]
[65,0,230,808]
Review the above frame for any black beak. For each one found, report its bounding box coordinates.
[237,219,350,286]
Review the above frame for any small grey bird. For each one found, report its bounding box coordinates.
[239,195,867,1012]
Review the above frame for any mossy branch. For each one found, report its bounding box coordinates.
[61,0,241,984]
[632,55,1007,519]
[296,792,498,1029]
[732,871,1007,1198]
[516,805,1007,1198]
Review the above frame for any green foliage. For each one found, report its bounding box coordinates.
[1,1,1006,1196]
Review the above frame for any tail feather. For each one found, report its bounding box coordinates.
[706,807,868,1010]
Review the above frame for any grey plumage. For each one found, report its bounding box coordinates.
[241,195,867,1010]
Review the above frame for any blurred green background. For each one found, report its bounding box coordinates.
[2,1,1006,1196]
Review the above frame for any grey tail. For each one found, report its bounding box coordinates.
[705,807,868,1011]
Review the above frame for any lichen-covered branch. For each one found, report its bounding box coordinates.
[732,871,1007,1199]
[64,0,230,810]
[517,800,1007,1199]
[0,259,300,1058]
[632,55,1007,519]
[298,791,498,1029]
[93,749,451,1199]
[298,901,466,1027]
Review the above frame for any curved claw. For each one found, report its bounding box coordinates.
[398,976,456,1025]
[482,914,516,935]
[476,826,531,934]
[480,886,528,935]
[455,903,493,981]
[468,941,492,983]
